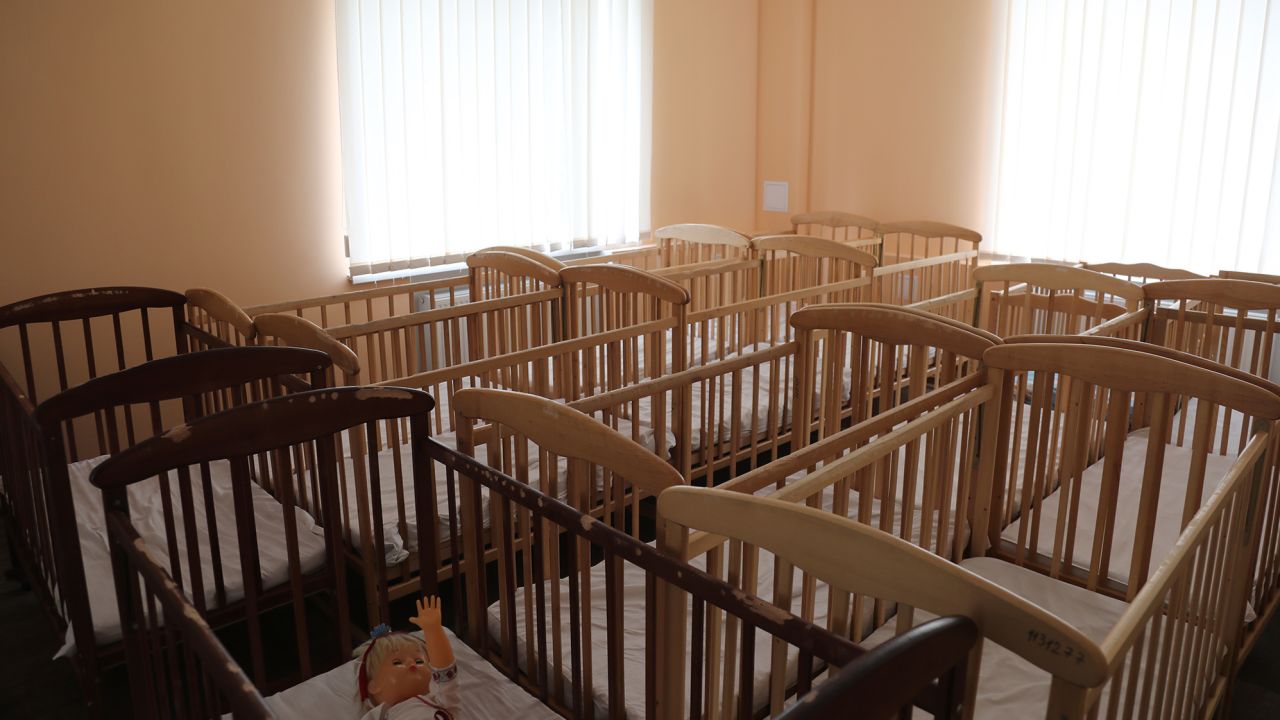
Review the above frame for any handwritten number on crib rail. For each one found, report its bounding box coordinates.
[1027,629,1085,664]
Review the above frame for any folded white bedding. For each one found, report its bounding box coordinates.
[58,455,327,658]
[248,628,557,720]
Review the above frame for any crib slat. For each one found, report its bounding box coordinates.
[737,619,755,720]
[1128,398,1171,599]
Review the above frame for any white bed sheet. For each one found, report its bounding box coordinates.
[58,455,327,658]
[250,628,558,720]
[1000,427,1238,587]
[861,556,1129,719]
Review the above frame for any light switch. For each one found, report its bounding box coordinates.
[763,181,789,213]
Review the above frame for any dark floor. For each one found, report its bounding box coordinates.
[3,519,1280,718]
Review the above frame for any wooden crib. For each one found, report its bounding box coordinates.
[788,210,882,247]
[23,345,332,715]
[0,286,250,608]
[874,221,981,321]
[972,262,1147,339]
[442,388,974,719]
[88,386,437,717]
[669,339,1277,717]
[1139,277,1280,657]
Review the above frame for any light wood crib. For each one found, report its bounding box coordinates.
[670,339,1277,718]
[972,262,1148,340]
[1138,277,1280,658]
[444,388,976,719]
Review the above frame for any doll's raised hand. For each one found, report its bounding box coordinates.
[410,595,443,632]
[409,595,454,668]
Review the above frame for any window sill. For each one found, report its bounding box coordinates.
[348,238,650,287]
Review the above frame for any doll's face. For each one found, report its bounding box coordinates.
[368,645,432,706]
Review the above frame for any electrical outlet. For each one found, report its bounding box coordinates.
[763,181,789,213]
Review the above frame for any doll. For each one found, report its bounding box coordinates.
[355,596,460,719]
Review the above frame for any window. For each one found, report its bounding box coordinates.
[336,0,652,278]
[991,0,1280,274]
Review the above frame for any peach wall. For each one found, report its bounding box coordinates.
[0,0,1002,315]
[754,0,815,232]
[806,0,1003,236]
[0,1,348,312]
[727,0,1003,237]
[650,0,760,234]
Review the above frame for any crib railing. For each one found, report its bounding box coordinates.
[105,510,273,720]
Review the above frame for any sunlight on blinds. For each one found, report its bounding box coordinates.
[992,0,1280,274]
[337,0,652,277]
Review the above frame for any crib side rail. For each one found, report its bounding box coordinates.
[874,223,982,320]
[321,288,563,386]
[1049,431,1266,718]
[245,274,471,328]
[568,340,797,485]
[105,511,273,720]
[973,263,1144,338]
[687,273,875,359]
[1082,261,1204,285]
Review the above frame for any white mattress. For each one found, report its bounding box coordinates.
[250,628,558,720]
[1000,427,1238,587]
[861,557,1130,719]
[58,455,328,658]
[999,395,1247,521]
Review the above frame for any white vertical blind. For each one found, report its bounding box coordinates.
[336,0,652,277]
[992,0,1280,274]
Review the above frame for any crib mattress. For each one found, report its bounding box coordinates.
[1000,427,1238,586]
[249,628,557,720]
[861,556,1129,719]
[58,455,328,658]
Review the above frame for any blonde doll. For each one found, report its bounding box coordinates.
[355,596,459,719]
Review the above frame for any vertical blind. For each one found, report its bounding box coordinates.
[991,0,1280,274]
[336,0,652,277]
